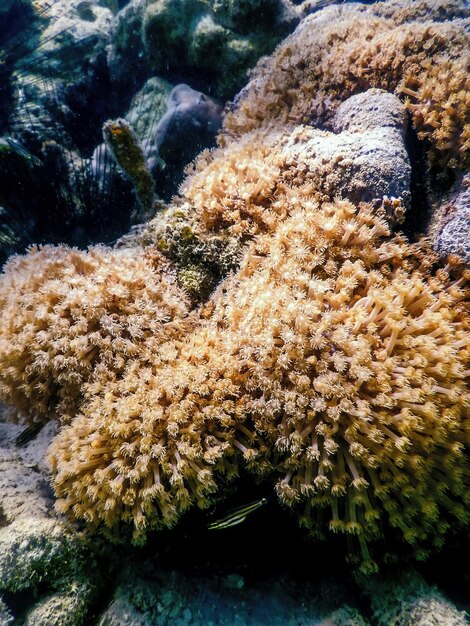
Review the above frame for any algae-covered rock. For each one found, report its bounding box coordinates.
[0,410,103,624]
[0,517,89,594]
[23,0,114,79]
[23,583,93,626]
[107,0,151,90]
[116,202,244,301]
[317,606,370,626]
[126,76,174,144]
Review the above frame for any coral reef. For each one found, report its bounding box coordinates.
[400,54,470,169]
[223,0,470,169]
[2,399,467,626]
[0,0,469,586]
[164,88,409,265]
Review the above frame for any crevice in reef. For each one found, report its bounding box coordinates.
[401,115,432,240]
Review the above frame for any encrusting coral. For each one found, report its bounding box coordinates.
[0,245,190,424]
[223,0,470,169]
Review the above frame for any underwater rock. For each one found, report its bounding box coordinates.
[0,500,85,593]
[138,0,300,99]
[431,174,470,264]
[107,0,150,95]
[0,421,57,524]
[25,0,114,78]
[332,88,408,136]
[0,0,134,260]
[4,0,118,155]
[98,566,369,626]
[281,88,410,214]
[150,84,223,198]
[0,408,102,623]
[126,76,174,144]
[23,584,94,626]
[0,416,80,595]
[363,569,469,626]
[316,606,370,626]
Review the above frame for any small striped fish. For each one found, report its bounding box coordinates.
[15,422,45,447]
[32,0,54,12]
[208,497,268,530]
[0,138,42,167]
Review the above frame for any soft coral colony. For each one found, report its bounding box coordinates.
[0,0,469,574]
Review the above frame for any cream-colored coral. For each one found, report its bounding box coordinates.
[0,245,190,423]
[48,191,470,571]
[180,130,286,238]
[0,0,469,576]
[223,0,470,168]
[400,55,470,168]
